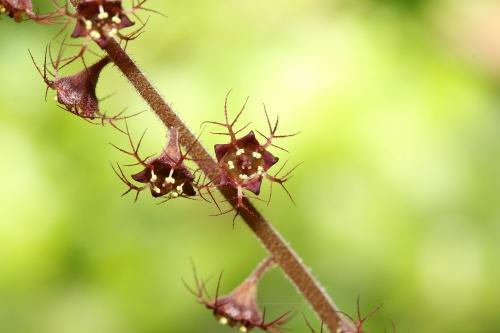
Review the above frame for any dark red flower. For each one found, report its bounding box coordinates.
[113,126,197,201]
[31,47,111,119]
[186,257,291,333]
[215,131,279,196]
[204,92,299,212]
[71,0,134,48]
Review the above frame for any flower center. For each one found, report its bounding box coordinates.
[223,147,265,183]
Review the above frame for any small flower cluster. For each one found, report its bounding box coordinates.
[15,3,389,333]
[108,91,299,215]
[185,257,291,333]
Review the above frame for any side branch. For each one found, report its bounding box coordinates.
[103,39,353,332]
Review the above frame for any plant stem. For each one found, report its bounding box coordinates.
[104,39,353,332]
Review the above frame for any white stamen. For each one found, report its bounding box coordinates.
[112,15,121,24]
[176,184,184,193]
[164,176,175,185]
[252,151,262,159]
[152,186,161,194]
[150,170,157,182]
[90,30,101,40]
[97,5,109,19]
[109,28,118,37]
[236,148,245,156]
[85,20,92,30]
[239,174,249,180]
[227,161,235,170]
[171,192,179,198]
[219,317,228,325]
[239,326,248,333]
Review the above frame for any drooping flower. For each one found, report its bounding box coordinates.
[186,257,291,333]
[31,47,111,119]
[71,0,134,48]
[52,56,111,119]
[113,126,197,201]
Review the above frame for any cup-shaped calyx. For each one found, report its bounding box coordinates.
[216,130,279,196]
[112,126,197,202]
[187,257,291,332]
[30,46,111,120]
[52,56,111,119]
[131,127,196,198]
[205,92,299,212]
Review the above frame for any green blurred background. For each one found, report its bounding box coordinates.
[1,0,500,332]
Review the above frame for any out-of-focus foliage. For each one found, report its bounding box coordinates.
[1,0,499,332]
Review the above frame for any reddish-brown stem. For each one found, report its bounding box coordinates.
[102,39,353,332]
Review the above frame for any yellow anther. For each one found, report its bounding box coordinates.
[112,15,121,24]
[85,20,92,30]
[164,176,175,185]
[227,161,235,170]
[150,170,157,182]
[219,317,228,325]
[171,192,179,198]
[176,184,184,193]
[239,326,248,332]
[97,5,109,19]
[109,28,118,37]
[90,30,101,40]
[236,148,245,156]
[152,186,161,194]
[252,151,262,159]
[239,174,249,180]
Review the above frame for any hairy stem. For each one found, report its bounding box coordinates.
[104,39,352,332]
